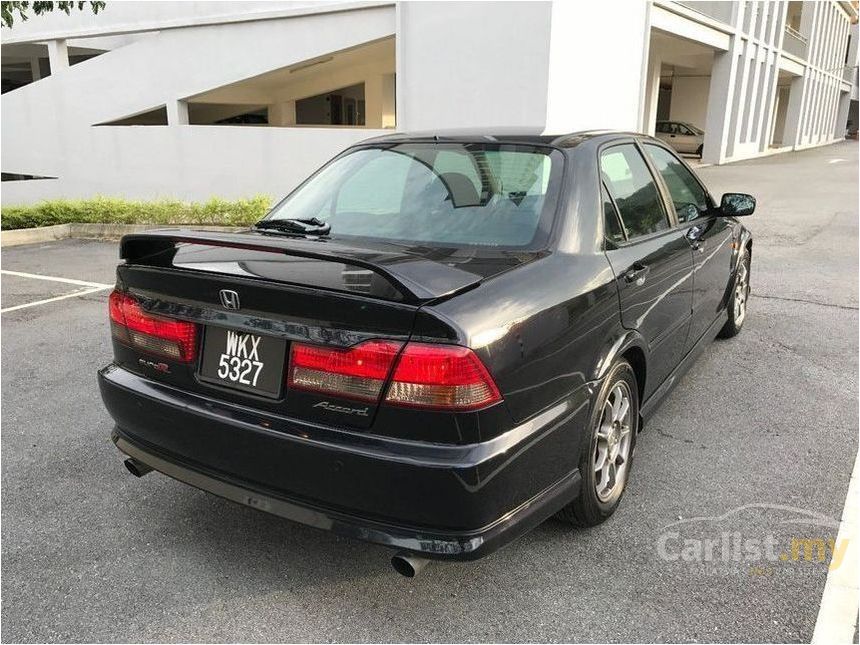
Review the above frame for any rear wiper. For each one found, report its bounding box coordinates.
[253,217,331,236]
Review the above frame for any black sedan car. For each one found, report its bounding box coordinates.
[99,130,754,576]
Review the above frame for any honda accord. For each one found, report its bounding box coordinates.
[98,130,754,576]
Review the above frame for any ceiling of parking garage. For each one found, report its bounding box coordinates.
[652,31,715,76]
[185,37,394,105]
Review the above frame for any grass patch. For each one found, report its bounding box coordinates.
[0,196,273,231]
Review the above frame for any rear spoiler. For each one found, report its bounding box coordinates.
[119,229,482,303]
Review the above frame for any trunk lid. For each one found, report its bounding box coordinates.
[114,229,534,430]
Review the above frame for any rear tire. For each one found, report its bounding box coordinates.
[556,359,638,527]
[718,249,750,339]
[696,144,704,158]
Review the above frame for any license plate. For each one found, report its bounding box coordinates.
[198,326,287,398]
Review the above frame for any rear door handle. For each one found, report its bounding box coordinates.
[624,263,650,285]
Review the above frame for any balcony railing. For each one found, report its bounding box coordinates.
[783,25,808,59]
[675,1,734,24]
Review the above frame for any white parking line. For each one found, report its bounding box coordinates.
[0,269,113,313]
[811,451,860,644]
[0,269,112,289]
[1,286,111,313]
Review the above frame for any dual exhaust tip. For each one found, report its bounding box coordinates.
[123,458,430,577]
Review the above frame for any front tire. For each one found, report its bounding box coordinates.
[556,360,638,527]
[718,249,750,338]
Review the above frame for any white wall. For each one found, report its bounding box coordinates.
[396,1,552,131]
[0,1,350,43]
[544,0,649,133]
[1,127,386,204]
[669,75,710,130]
[1,4,395,204]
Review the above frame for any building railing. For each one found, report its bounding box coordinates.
[782,25,808,59]
[675,1,734,24]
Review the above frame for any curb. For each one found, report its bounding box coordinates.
[1,223,242,247]
[1,223,72,246]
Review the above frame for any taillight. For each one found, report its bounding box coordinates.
[109,290,197,362]
[287,339,502,411]
[385,343,502,411]
[288,340,403,401]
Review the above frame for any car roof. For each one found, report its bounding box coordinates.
[357,128,650,149]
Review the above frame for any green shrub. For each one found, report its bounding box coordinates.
[0,195,273,230]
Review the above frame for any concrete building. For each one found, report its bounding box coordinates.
[1,0,857,206]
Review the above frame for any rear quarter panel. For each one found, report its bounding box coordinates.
[414,252,621,426]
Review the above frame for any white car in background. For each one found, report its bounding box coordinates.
[655,120,705,157]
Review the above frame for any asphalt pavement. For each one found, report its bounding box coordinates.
[1,141,857,642]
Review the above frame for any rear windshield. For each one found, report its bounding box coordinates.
[265,142,564,249]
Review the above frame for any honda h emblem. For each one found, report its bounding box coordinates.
[219,289,240,310]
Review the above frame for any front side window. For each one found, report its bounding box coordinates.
[644,144,710,222]
[600,144,669,239]
[265,143,563,249]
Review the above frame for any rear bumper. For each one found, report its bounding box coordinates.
[99,364,589,560]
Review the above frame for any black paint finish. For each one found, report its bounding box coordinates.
[99,130,753,559]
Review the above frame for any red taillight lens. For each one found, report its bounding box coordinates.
[385,343,502,411]
[288,340,404,401]
[288,339,502,411]
[109,290,197,362]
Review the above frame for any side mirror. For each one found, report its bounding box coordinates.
[720,193,756,217]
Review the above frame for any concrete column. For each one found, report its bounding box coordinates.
[642,53,662,136]
[783,74,806,147]
[846,23,858,73]
[29,57,41,81]
[802,1,818,65]
[381,74,396,128]
[167,100,189,125]
[47,39,69,73]
[757,57,780,152]
[364,75,383,128]
[742,47,764,144]
[268,101,296,126]
[835,91,851,138]
[702,47,740,164]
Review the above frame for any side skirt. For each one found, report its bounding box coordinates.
[640,310,728,423]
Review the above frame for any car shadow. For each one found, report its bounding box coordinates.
[128,477,602,587]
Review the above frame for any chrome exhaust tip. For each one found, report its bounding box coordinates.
[391,551,430,577]
[124,457,153,478]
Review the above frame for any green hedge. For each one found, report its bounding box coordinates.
[0,196,273,231]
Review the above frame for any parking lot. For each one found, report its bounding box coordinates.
[1,142,857,642]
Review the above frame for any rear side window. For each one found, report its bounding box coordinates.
[602,184,625,244]
[643,144,710,222]
[600,144,669,239]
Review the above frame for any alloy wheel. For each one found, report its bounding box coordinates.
[594,381,633,502]
[734,260,749,325]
